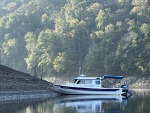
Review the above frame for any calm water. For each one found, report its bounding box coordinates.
[0,89,150,113]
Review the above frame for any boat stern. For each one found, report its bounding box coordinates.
[121,84,128,93]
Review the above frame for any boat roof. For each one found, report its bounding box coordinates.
[75,75,123,80]
[103,75,123,79]
[75,75,102,80]
[75,77,102,80]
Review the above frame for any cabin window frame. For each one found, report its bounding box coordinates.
[95,80,100,84]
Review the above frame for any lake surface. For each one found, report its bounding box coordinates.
[0,89,150,113]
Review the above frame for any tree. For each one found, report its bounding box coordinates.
[2,37,18,68]
[24,32,38,75]
[0,0,149,76]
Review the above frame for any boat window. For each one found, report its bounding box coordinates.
[95,81,100,84]
[84,80,92,84]
[75,79,81,84]
[80,80,85,84]
[79,80,92,84]
[74,79,77,83]
[77,80,80,84]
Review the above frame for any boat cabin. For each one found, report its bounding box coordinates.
[73,75,103,88]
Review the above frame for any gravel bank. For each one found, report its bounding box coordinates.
[0,90,59,102]
[0,65,59,102]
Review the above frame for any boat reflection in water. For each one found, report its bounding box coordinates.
[53,95,128,113]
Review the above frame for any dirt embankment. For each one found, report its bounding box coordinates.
[0,65,58,101]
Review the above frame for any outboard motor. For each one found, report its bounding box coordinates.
[121,84,133,97]
[121,84,128,93]
[121,84,129,96]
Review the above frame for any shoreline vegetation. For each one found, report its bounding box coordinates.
[0,64,149,102]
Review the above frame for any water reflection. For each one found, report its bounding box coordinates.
[124,89,150,113]
[1,90,150,113]
[0,99,46,113]
[53,95,128,113]
[0,95,127,113]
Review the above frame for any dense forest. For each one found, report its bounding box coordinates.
[0,0,150,77]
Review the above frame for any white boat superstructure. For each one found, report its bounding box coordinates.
[54,75,128,95]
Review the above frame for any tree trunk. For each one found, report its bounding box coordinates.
[34,64,37,81]
[41,66,43,80]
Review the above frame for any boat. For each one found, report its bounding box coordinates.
[53,75,129,95]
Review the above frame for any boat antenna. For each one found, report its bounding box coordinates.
[79,66,81,76]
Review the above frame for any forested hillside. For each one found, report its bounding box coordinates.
[0,0,149,77]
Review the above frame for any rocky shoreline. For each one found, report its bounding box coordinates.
[0,90,59,102]
[0,65,59,102]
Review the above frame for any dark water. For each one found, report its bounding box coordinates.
[0,89,150,113]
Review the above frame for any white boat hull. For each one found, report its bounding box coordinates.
[54,85,123,95]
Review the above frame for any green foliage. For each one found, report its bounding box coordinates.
[24,32,37,69]
[0,0,149,76]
